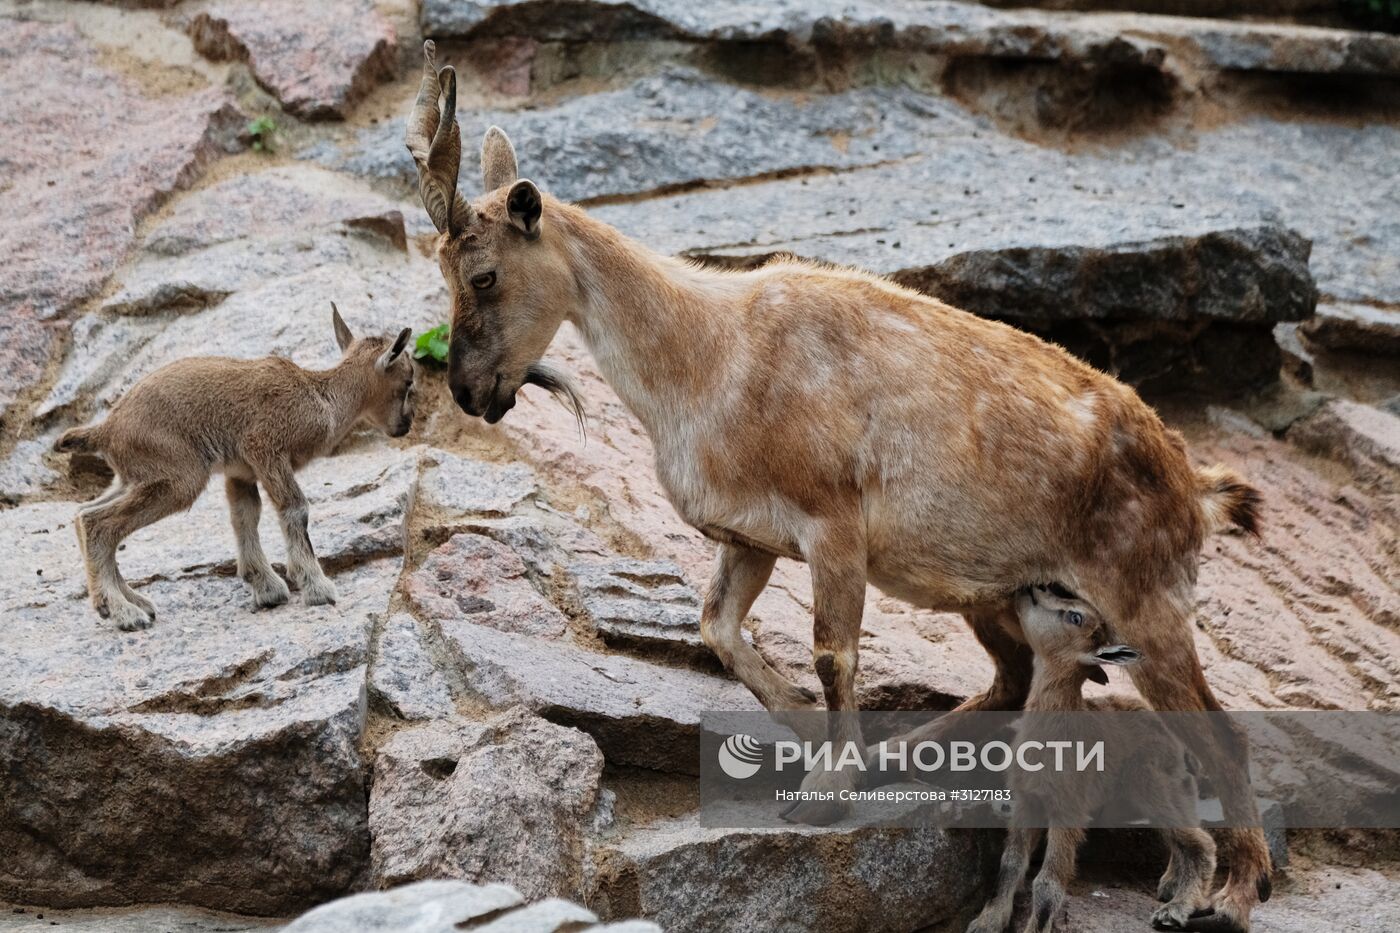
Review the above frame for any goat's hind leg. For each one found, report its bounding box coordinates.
[82,479,199,630]
[226,476,290,609]
[967,828,1041,933]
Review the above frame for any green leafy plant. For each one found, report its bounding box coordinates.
[413,324,450,365]
[1345,0,1400,24]
[247,115,277,152]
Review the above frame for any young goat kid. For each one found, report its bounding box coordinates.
[967,583,1216,933]
[55,306,415,630]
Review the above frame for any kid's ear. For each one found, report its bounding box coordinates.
[1084,665,1110,685]
[506,179,542,240]
[378,327,413,371]
[331,302,354,352]
[1094,644,1142,666]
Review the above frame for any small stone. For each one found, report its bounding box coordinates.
[370,613,456,721]
[370,710,605,900]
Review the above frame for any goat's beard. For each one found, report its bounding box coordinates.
[523,361,587,440]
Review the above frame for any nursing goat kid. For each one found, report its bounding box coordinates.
[966,583,1217,933]
[406,42,1270,932]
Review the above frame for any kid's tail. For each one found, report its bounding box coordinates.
[54,425,101,454]
[1196,464,1262,536]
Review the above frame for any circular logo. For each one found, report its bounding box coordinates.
[718,733,764,780]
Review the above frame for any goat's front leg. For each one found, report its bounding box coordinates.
[968,828,1043,933]
[255,461,337,607]
[779,517,867,826]
[225,476,291,609]
[1022,827,1084,933]
[701,543,823,743]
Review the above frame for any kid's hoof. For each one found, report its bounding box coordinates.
[112,600,154,632]
[302,578,338,607]
[129,593,157,620]
[252,577,292,609]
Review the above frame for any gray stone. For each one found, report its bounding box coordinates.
[370,612,457,721]
[406,533,569,637]
[102,166,410,318]
[1289,399,1400,492]
[0,557,401,913]
[1299,302,1400,356]
[370,710,605,899]
[415,449,540,518]
[0,437,61,503]
[0,905,276,932]
[441,619,760,772]
[589,807,989,931]
[567,555,745,662]
[186,0,396,120]
[144,166,408,257]
[2,446,414,614]
[279,879,660,933]
[35,313,168,419]
[421,0,1400,77]
[300,66,953,202]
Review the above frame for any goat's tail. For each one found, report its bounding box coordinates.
[1195,464,1262,537]
[54,424,103,454]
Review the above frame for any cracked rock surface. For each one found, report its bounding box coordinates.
[2,0,1399,929]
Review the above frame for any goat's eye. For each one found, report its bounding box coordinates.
[1065,610,1084,627]
[470,271,496,290]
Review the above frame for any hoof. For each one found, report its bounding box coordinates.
[1182,907,1248,933]
[111,600,154,632]
[301,577,338,607]
[1152,903,1195,930]
[251,576,292,609]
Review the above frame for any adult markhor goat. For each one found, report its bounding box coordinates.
[406,42,1270,932]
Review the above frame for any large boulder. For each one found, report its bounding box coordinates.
[369,710,606,899]
[589,809,991,932]
[421,0,1400,77]
[186,0,396,120]
[0,557,399,914]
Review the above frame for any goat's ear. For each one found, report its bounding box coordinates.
[331,302,354,352]
[378,328,413,371]
[1094,644,1142,666]
[506,179,542,240]
[481,126,519,192]
[1083,665,1110,685]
